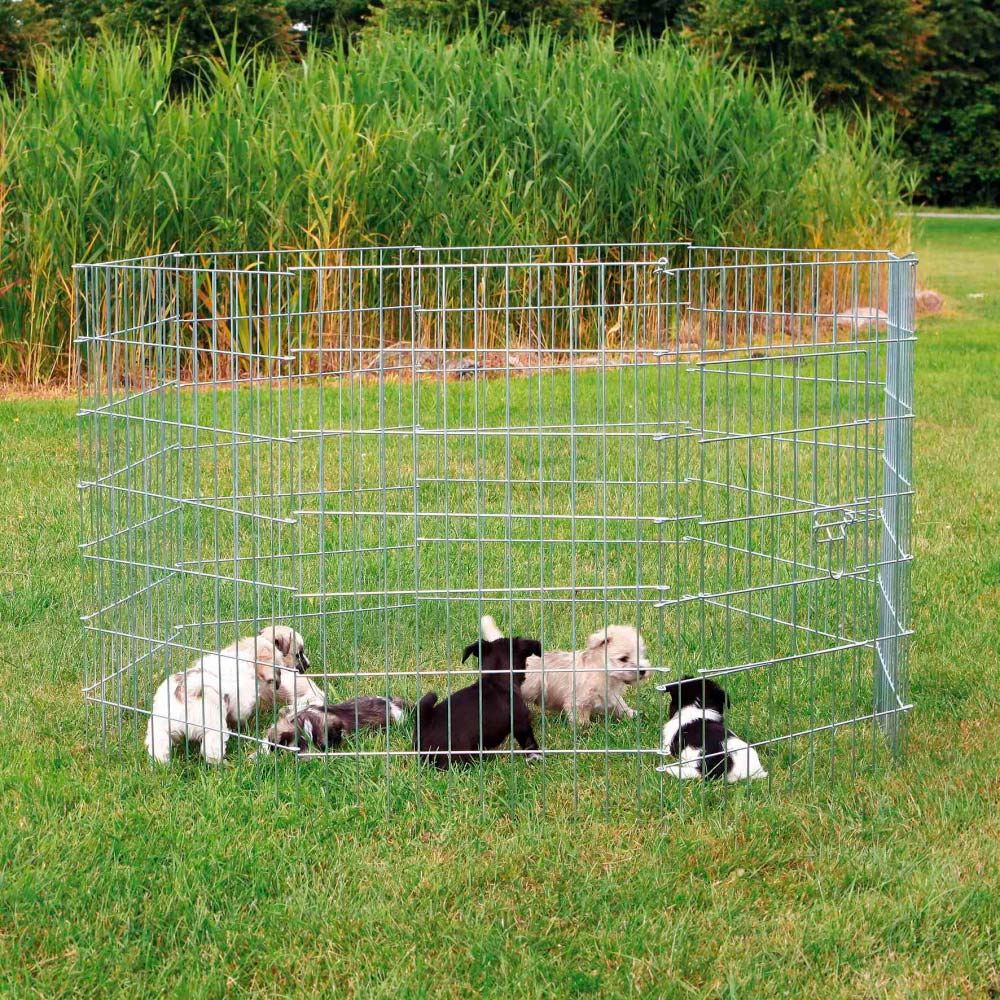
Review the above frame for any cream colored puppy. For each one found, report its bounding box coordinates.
[247,625,327,710]
[145,626,324,764]
[481,615,651,726]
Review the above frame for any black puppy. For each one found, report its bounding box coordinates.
[415,636,543,769]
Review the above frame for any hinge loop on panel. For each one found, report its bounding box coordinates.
[813,504,882,544]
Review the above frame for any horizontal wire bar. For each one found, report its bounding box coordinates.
[77,409,295,445]
[696,538,828,576]
[168,605,420,632]
[415,476,687,489]
[654,569,867,609]
[81,632,181,693]
[700,415,881,444]
[80,574,173,622]
[293,509,702,524]
[692,630,914,680]
[82,444,181,487]
[655,705,914,768]
[80,480,297,525]
[416,536,684,547]
[175,543,417,566]
[77,379,179,414]
[292,426,695,440]
[295,583,672,601]
[80,552,297,592]
[79,506,180,550]
[701,598,857,646]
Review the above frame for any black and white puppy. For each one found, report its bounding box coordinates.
[415,636,543,769]
[659,676,767,782]
[262,696,410,754]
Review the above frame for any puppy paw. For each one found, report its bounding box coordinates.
[525,751,543,766]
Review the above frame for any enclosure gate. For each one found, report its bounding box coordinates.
[77,244,915,805]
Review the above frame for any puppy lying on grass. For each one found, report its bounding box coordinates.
[658,676,767,782]
[261,696,409,754]
[415,635,543,769]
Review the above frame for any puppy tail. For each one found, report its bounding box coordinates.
[480,615,503,642]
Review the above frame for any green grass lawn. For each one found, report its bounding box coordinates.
[2,219,998,997]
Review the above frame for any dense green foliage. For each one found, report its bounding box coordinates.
[901,0,1000,205]
[284,0,370,46]
[686,0,930,110]
[0,0,47,82]
[0,0,994,204]
[99,0,297,62]
[0,31,911,380]
[369,0,603,36]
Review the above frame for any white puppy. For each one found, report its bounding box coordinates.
[145,626,324,764]
[480,615,651,726]
[258,626,327,711]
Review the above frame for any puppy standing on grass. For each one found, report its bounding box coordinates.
[658,676,768,782]
[145,625,323,764]
[415,635,543,769]
[481,616,651,726]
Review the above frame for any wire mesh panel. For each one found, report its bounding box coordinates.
[77,244,915,810]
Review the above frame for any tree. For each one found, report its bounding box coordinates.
[39,0,105,39]
[603,0,688,36]
[284,0,370,47]
[902,0,1000,204]
[686,0,931,110]
[1,0,49,83]
[369,0,604,37]
[100,0,296,63]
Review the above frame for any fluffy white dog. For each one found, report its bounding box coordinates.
[145,625,325,764]
[480,616,651,726]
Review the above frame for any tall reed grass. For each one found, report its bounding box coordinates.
[0,28,912,381]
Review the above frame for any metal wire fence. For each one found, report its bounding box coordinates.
[77,242,915,810]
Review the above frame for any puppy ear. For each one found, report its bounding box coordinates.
[514,638,542,660]
[587,630,609,649]
[462,641,481,663]
[271,629,291,656]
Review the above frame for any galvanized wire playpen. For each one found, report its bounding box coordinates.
[77,243,915,807]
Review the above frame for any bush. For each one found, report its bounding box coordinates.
[687,0,930,110]
[603,0,688,36]
[285,0,371,46]
[32,0,298,64]
[368,0,604,37]
[901,0,1000,205]
[101,0,297,62]
[0,30,912,380]
[0,0,49,84]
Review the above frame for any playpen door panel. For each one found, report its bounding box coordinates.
[690,347,883,682]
